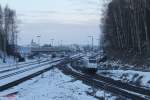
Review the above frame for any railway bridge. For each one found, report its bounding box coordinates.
[31,47,70,53]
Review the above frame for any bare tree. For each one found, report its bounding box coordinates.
[101,0,150,64]
[0,5,18,59]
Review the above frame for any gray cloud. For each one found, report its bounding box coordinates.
[14,0,101,45]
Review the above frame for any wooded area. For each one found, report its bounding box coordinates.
[0,5,18,59]
[102,0,150,64]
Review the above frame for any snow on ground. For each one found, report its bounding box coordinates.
[0,56,16,65]
[98,60,134,70]
[98,70,150,89]
[0,68,118,100]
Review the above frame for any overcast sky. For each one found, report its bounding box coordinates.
[0,0,104,46]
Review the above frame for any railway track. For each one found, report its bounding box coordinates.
[0,59,48,74]
[0,58,63,80]
[0,58,64,91]
[1,54,148,100]
[0,54,81,92]
[0,56,81,92]
[58,65,149,100]
[0,59,40,69]
[94,74,150,97]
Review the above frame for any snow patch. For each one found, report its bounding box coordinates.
[98,70,150,89]
[0,68,118,100]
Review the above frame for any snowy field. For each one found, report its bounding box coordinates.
[98,70,150,89]
[0,68,118,100]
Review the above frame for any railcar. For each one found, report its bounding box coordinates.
[82,57,98,73]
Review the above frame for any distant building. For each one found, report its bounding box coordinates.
[31,39,39,48]
[17,46,31,57]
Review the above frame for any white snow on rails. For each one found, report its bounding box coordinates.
[0,58,63,91]
[0,68,117,100]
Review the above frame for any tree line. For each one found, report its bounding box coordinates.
[0,5,18,61]
[102,0,150,63]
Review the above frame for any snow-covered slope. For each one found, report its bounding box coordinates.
[98,70,150,89]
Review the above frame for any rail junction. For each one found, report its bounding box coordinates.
[0,54,150,100]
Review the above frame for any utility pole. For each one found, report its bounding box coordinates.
[37,35,41,47]
[97,38,101,50]
[60,40,63,47]
[88,36,94,51]
[37,35,41,64]
[51,39,54,47]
